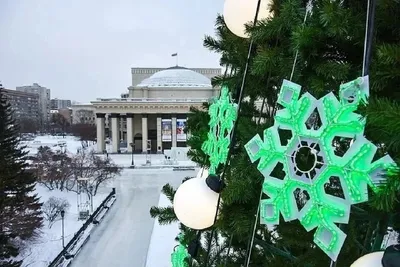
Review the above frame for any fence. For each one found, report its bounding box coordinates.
[48,188,116,267]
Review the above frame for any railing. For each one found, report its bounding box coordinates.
[94,98,209,103]
[48,188,116,267]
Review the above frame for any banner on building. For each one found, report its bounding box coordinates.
[176,119,187,142]
[161,119,172,142]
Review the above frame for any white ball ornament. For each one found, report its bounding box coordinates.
[350,251,384,267]
[173,169,219,230]
[223,0,272,38]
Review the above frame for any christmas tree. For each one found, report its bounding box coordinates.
[0,89,43,266]
[151,0,400,266]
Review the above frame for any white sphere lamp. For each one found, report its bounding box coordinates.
[223,0,272,38]
[173,169,222,230]
[350,251,384,267]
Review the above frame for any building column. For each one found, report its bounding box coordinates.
[110,113,120,153]
[142,114,148,153]
[126,113,134,152]
[156,116,162,153]
[96,113,106,153]
[172,115,177,148]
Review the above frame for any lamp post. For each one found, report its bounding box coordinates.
[88,185,94,213]
[223,0,272,38]
[59,143,65,153]
[60,209,65,248]
[130,142,135,168]
[77,177,90,220]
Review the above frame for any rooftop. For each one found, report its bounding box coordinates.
[136,66,212,88]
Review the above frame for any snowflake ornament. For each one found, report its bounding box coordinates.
[202,85,238,175]
[245,76,395,261]
[171,234,190,267]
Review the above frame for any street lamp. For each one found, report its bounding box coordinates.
[350,244,400,267]
[89,185,94,213]
[77,177,90,220]
[223,0,272,38]
[129,142,135,168]
[58,143,66,153]
[60,209,65,248]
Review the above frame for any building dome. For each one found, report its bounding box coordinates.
[137,66,212,88]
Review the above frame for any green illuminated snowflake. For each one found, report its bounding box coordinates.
[171,234,189,267]
[202,85,238,175]
[245,76,395,261]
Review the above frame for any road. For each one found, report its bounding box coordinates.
[70,168,197,267]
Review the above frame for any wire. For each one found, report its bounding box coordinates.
[331,0,377,266]
[244,3,313,266]
[362,0,376,77]
[256,38,279,126]
[222,234,234,267]
[204,1,263,266]
[289,2,313,81]
[244,190,263,267]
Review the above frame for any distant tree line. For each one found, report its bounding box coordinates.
[17,113,96,143]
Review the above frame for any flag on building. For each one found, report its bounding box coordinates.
[171,53,178,57]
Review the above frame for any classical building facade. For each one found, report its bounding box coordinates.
[92,66,221,153]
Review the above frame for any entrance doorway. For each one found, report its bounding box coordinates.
[133,133,142,153]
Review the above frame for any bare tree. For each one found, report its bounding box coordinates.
[35,147,121,196]
[42,197,70,228]
[18,117,39,133]
[51,113,70,137]
[70,123,96,147]
[35,146,73,191]
[68,149,121,197]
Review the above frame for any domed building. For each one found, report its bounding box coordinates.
[92,66,221,153]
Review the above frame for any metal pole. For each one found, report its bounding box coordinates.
[89,185,93,213]
[61,211,65,248]
[131,149,134,166]
[76,183,79,213]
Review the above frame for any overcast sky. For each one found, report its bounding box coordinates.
[0,0,223,102]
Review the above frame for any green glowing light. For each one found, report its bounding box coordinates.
[245,76,395,261]
[171,234,190,267]
[202,86,238,175]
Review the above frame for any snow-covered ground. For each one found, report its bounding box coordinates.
[96,153,196,168]
[16,135,107,266]
[20,135,196,267]
[21,135,92,156]
[69,168,197,267]
[18,185,110,267]
[22,135,195,168]
[146,194,180,267]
